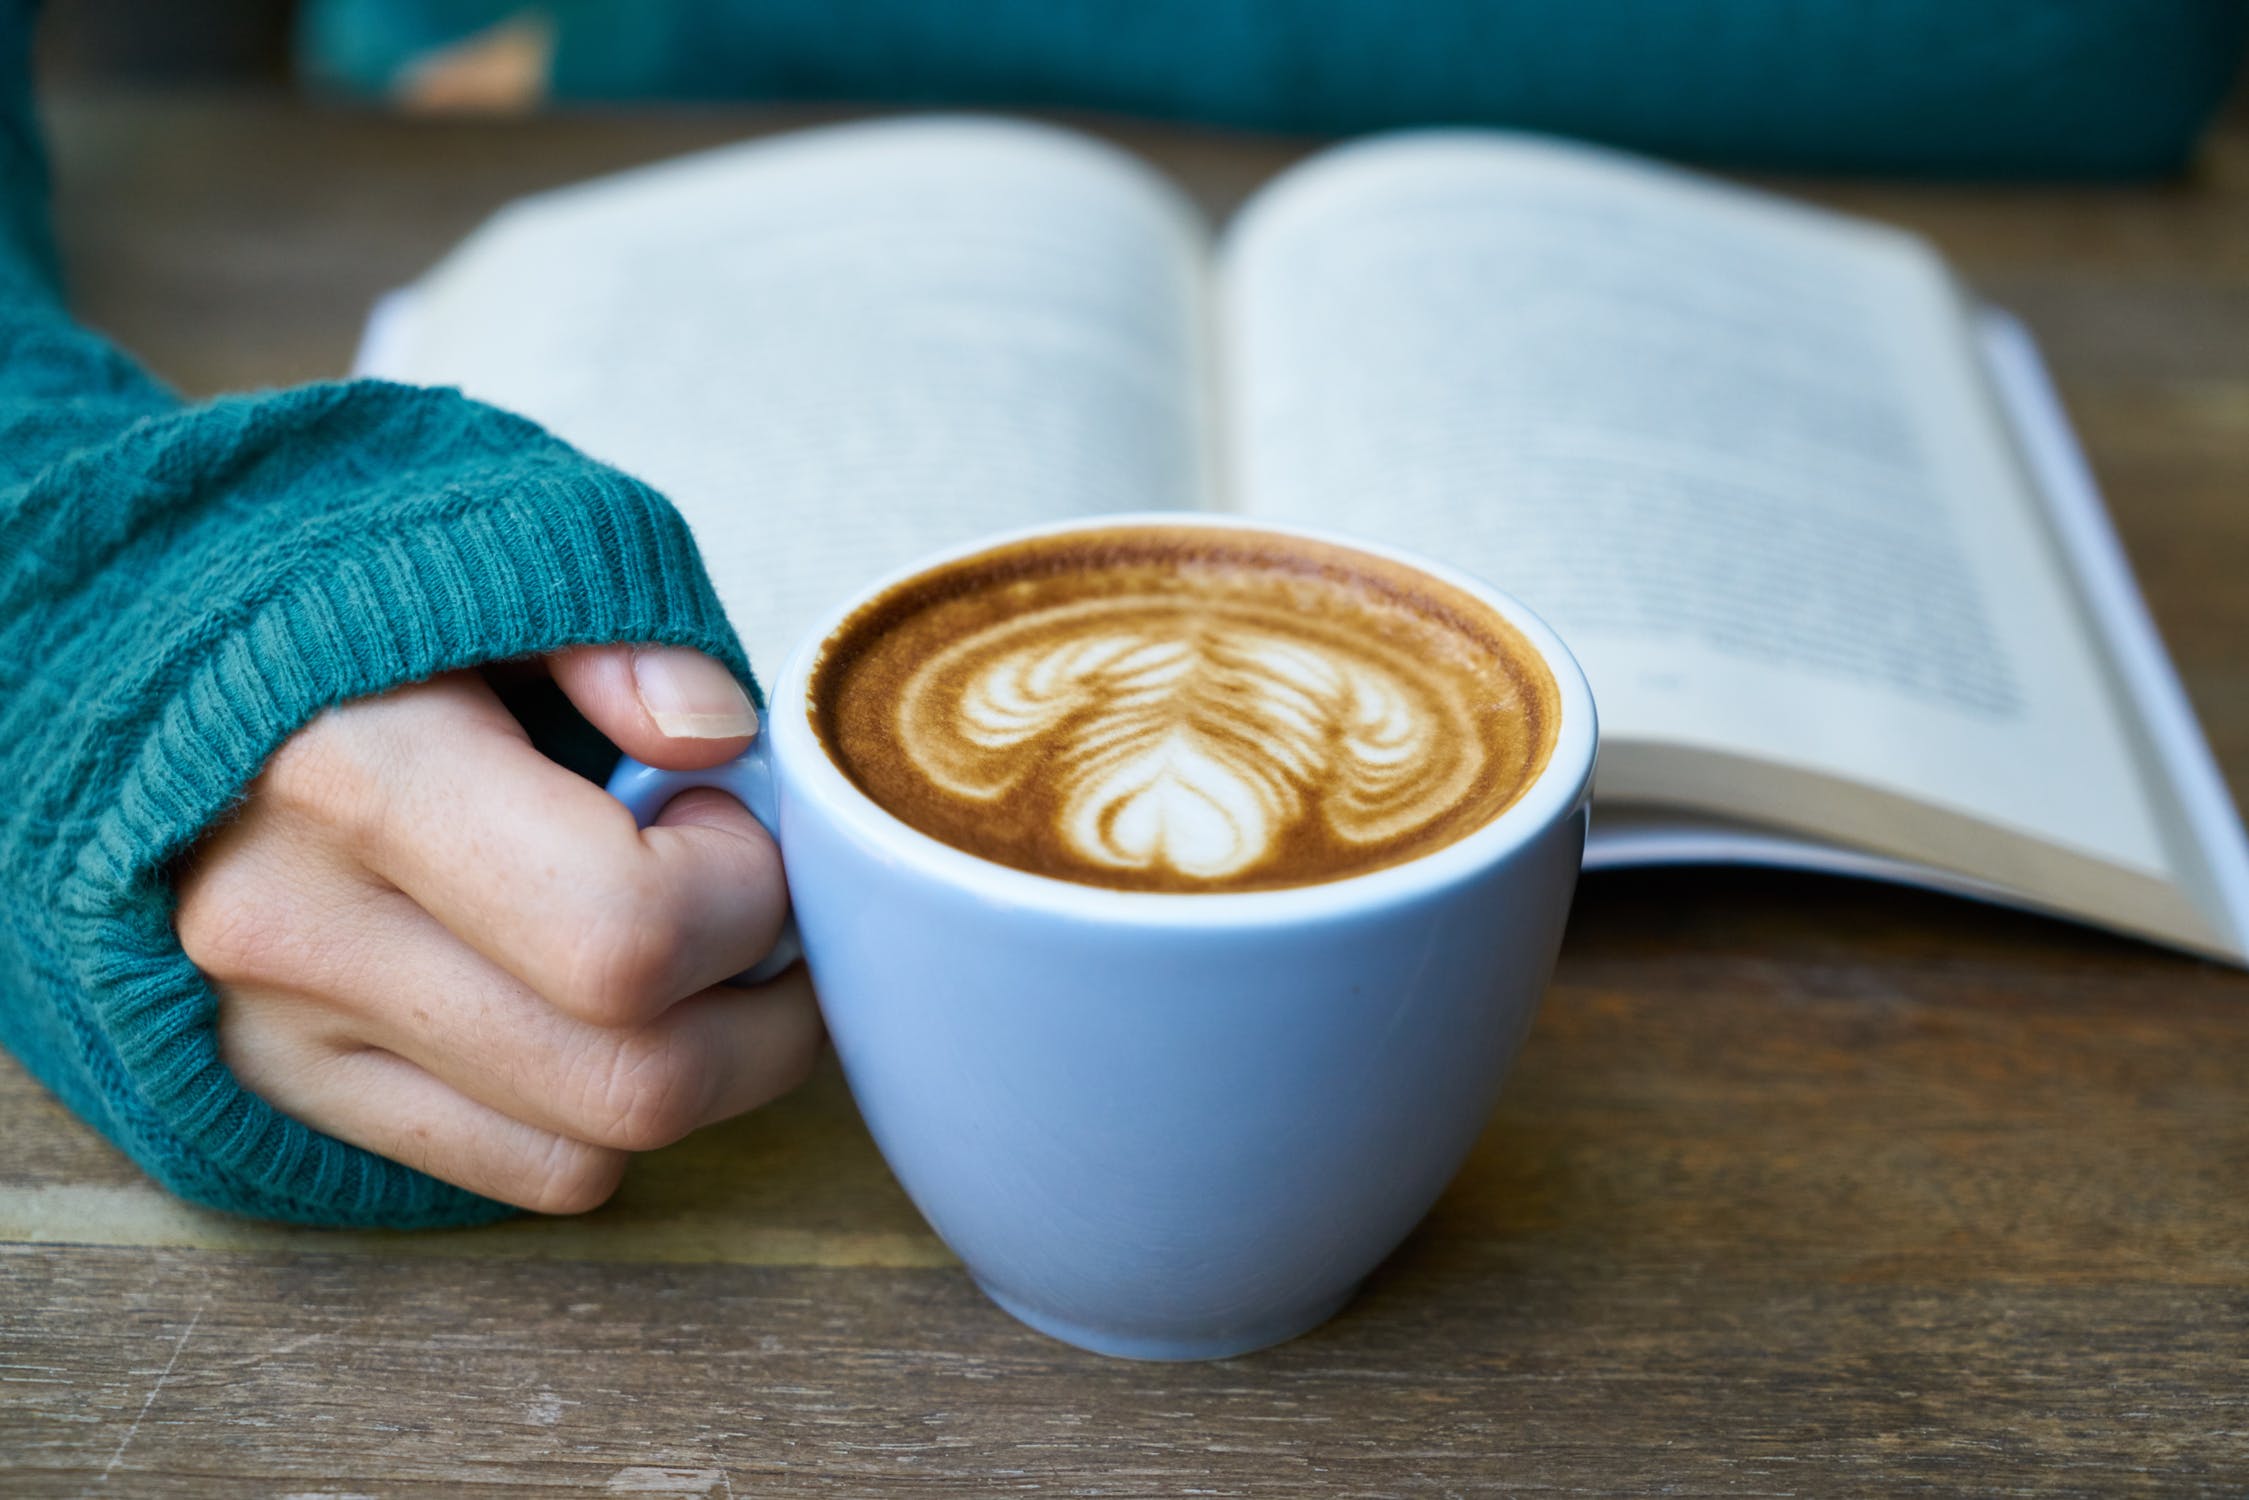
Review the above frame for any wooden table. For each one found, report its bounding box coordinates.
[6,90,2247,1497]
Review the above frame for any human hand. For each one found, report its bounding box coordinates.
[175,646,819,1214]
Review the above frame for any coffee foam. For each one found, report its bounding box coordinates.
[810,527,1560,893]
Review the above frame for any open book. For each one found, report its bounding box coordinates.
[357,117,2249,964]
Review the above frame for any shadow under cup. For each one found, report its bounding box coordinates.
[609,515,1598,1360]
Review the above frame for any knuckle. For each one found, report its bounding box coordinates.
[263,713,385,849]
[516,1137,628,1217]
[176,862,300,985]
[554,895,685,1025]
[575,1033,705,1152]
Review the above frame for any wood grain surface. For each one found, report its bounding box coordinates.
[5,88,2247,1497]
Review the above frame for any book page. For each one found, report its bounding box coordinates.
[373,117,1213,676]
[1221,134,2193,920]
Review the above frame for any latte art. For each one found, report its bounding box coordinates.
[810,526,1560,893]
[900,599,1485,881]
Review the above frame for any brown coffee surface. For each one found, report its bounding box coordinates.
[808,526,1561,893]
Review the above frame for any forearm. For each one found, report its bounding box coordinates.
[0,0,755,1226]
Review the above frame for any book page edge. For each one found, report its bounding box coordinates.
[1977,308,2249,964]
[1585,811,2246,966]
[1586,811,2015,895]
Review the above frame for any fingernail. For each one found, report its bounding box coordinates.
[631,647,757,739]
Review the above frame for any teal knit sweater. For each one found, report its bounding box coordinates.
[0,2,752,1227]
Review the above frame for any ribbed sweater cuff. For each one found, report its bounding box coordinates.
[53,463,751,1228]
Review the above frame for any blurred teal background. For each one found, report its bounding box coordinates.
[36,0,2249,176]
[298,0,2249,176]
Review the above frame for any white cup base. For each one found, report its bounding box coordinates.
[974,1276,1363,1362]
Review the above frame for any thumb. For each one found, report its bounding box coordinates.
[547,644,758,771]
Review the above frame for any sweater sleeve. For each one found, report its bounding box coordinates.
[0,3,756,1227]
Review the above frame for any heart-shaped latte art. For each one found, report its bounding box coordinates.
[896,597,1485,882]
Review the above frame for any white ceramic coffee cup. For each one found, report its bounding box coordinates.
[611,514,1597,1360]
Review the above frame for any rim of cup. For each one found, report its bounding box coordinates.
[767,512,1598,928]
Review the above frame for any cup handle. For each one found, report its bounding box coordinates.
[605,729,802,985]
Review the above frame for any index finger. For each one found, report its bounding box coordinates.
[288,674,788,1026]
